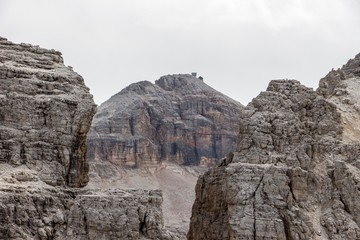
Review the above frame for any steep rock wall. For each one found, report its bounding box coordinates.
[188,54,360,240]
[0,37,96,187]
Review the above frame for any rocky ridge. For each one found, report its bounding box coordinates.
[0,37,174,239]
[188,54,360,239]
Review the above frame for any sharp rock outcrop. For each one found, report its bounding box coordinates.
[87,74,243,168]
[188,53,360,240]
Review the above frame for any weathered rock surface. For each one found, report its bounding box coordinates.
[318,53,360,144]
[0,184,169,240]
[188,54,360,239]
[0,36,96,187]
[87,74,243,167]
[0,37,175,240]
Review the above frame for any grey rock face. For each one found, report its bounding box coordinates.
[87,74,243,168]
[0,37,96,187]
[188,53,360,240]
[0,185,168,240]
[342,53,360,78]
[318,53,360,98]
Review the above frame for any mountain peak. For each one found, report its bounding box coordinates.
[342,52,360,77]
[155,74,203,91]
[88,73,243,166]
[119,80,158,95]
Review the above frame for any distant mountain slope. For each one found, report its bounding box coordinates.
[87,74,243,167]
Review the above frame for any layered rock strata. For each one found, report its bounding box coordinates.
[188,54,360,239]
[87,74,243,168]
[0,185,168,240]
[0,37,174,240]
[0,37,96,187]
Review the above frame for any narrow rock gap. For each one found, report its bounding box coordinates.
[83,210,89,235]
[129,115,135,136]
[339,194,351,215]
[193,134,199,164]
[138,210,147,235]
[281,212,293,240]
[330,169,352,215]
[253,175,264,240]
[286,169,297,201]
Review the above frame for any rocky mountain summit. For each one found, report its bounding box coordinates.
[87,74,243,232]
[0,37,175,239]
[188,54,360,239]
[87,74,243,168]
[86,74,243,234]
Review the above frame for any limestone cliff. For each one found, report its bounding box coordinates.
[0,36,96,187]
[188,54,360,239]
[87,74,243,168]
[0,37,175,240]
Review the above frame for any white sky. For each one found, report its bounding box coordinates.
[1,0,360,105]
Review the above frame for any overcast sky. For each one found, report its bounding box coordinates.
[1,0,360,105]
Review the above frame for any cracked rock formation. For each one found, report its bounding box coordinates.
[0,37,174,240]
[0,186,168,240]
[0,36,96,187]
[188,53,360,240]
[87,74,243,168]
